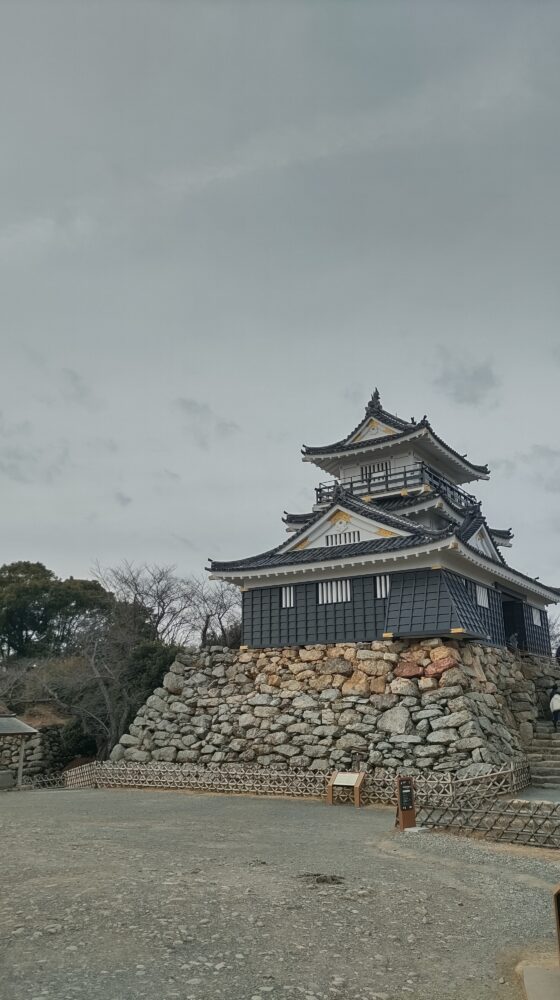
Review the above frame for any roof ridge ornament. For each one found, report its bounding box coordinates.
[366,387,382,416]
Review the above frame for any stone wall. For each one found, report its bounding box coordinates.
[111,639,560,777]
[0,733,45,778]
[0,725,66,780]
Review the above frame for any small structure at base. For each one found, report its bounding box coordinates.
[0,713,38,788]
[326,771,366,808]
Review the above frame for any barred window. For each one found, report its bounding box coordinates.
[318,579,351,604]
[476,585,489,608]
[281,585,294,609]
[375,574,390,599]
[360,461,390,480]
[532,606,542,627]
[325,530,360,547]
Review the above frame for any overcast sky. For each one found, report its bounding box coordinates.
[1,1,560,587]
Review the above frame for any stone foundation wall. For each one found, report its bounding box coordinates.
[0,733,45,777]
[111,640,560,777]
[0,725,65,779]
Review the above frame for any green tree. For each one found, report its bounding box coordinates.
[0,561,109,660]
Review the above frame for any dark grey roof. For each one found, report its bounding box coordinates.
[210,490,450,572]
[209,534,448,572]
[384,569,488,640]
[455,507,506,566]
[489,527,514,540]
[282,511,314,526]
[302,418,489,476]
[0,715,37,736]
[301,389,414,456]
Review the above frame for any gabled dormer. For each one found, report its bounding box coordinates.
[278,495,414,554]
[302,388,489,487]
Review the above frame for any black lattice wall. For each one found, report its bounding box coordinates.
[462,579,506,646]
[241,570,552,651]
[523,604,552,656]
[242,577,387,648]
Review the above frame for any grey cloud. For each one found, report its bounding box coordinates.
[343,385,365,406]
[1,3,560,583]
[175,397,240,448]
[543,472,560,494]
[0,411,32,438]
[491,444,560,493]
[432,353,500,405]
[60,368,99,410]
[87,437,119,454]
[0,442,70,484]
[114,491,132,507]
[171,534,197,551]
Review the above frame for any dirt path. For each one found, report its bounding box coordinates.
[2,789,559,999]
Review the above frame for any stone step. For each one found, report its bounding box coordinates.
[531,769,560,778]
[529,780,560,788]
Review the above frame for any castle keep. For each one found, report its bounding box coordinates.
[112,391,560,778]
[209,390,558,653]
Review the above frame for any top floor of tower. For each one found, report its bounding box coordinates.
[302,388,489,511]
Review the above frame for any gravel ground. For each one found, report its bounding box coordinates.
[2,789,560,1000]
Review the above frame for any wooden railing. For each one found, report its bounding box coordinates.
[315,463,477,509]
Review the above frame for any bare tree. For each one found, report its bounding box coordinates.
[191,578,242,648]
[549,613,560,656]
[93,561,199,646]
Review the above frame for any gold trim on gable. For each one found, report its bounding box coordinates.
[376,527,398,537]
[294,537,310,550]
[328,510,351,524]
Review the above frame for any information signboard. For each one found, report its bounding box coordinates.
[395,776,417,831]
[326,770,365,807]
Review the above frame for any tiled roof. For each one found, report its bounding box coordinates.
[209,533,449,572]
[302,419,489,476]
[455,507,506,566]
[489,527,514,540]
[282,512,314,525]
[210,488,450,572]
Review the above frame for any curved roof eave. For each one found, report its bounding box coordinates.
[302,424,489,478]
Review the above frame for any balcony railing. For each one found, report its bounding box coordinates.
[315,463,477,509]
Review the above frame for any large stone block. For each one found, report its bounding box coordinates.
[336,733,368,750]
[430,645,459,663]
[439,667,468,688]
[425,657,457,677]
[341,670,370,696]
[316,657,352,677]
[390,678,418,696]
[299,648,324,662]
[369,676,387,694]
[430,710,472,731]
[377,706,412,735]
[152,747,177,762]
[394,661,424,678]
[426,729,459,745]
[163,672,184,695]
[418,677,438,691]
[292,694,316,709]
